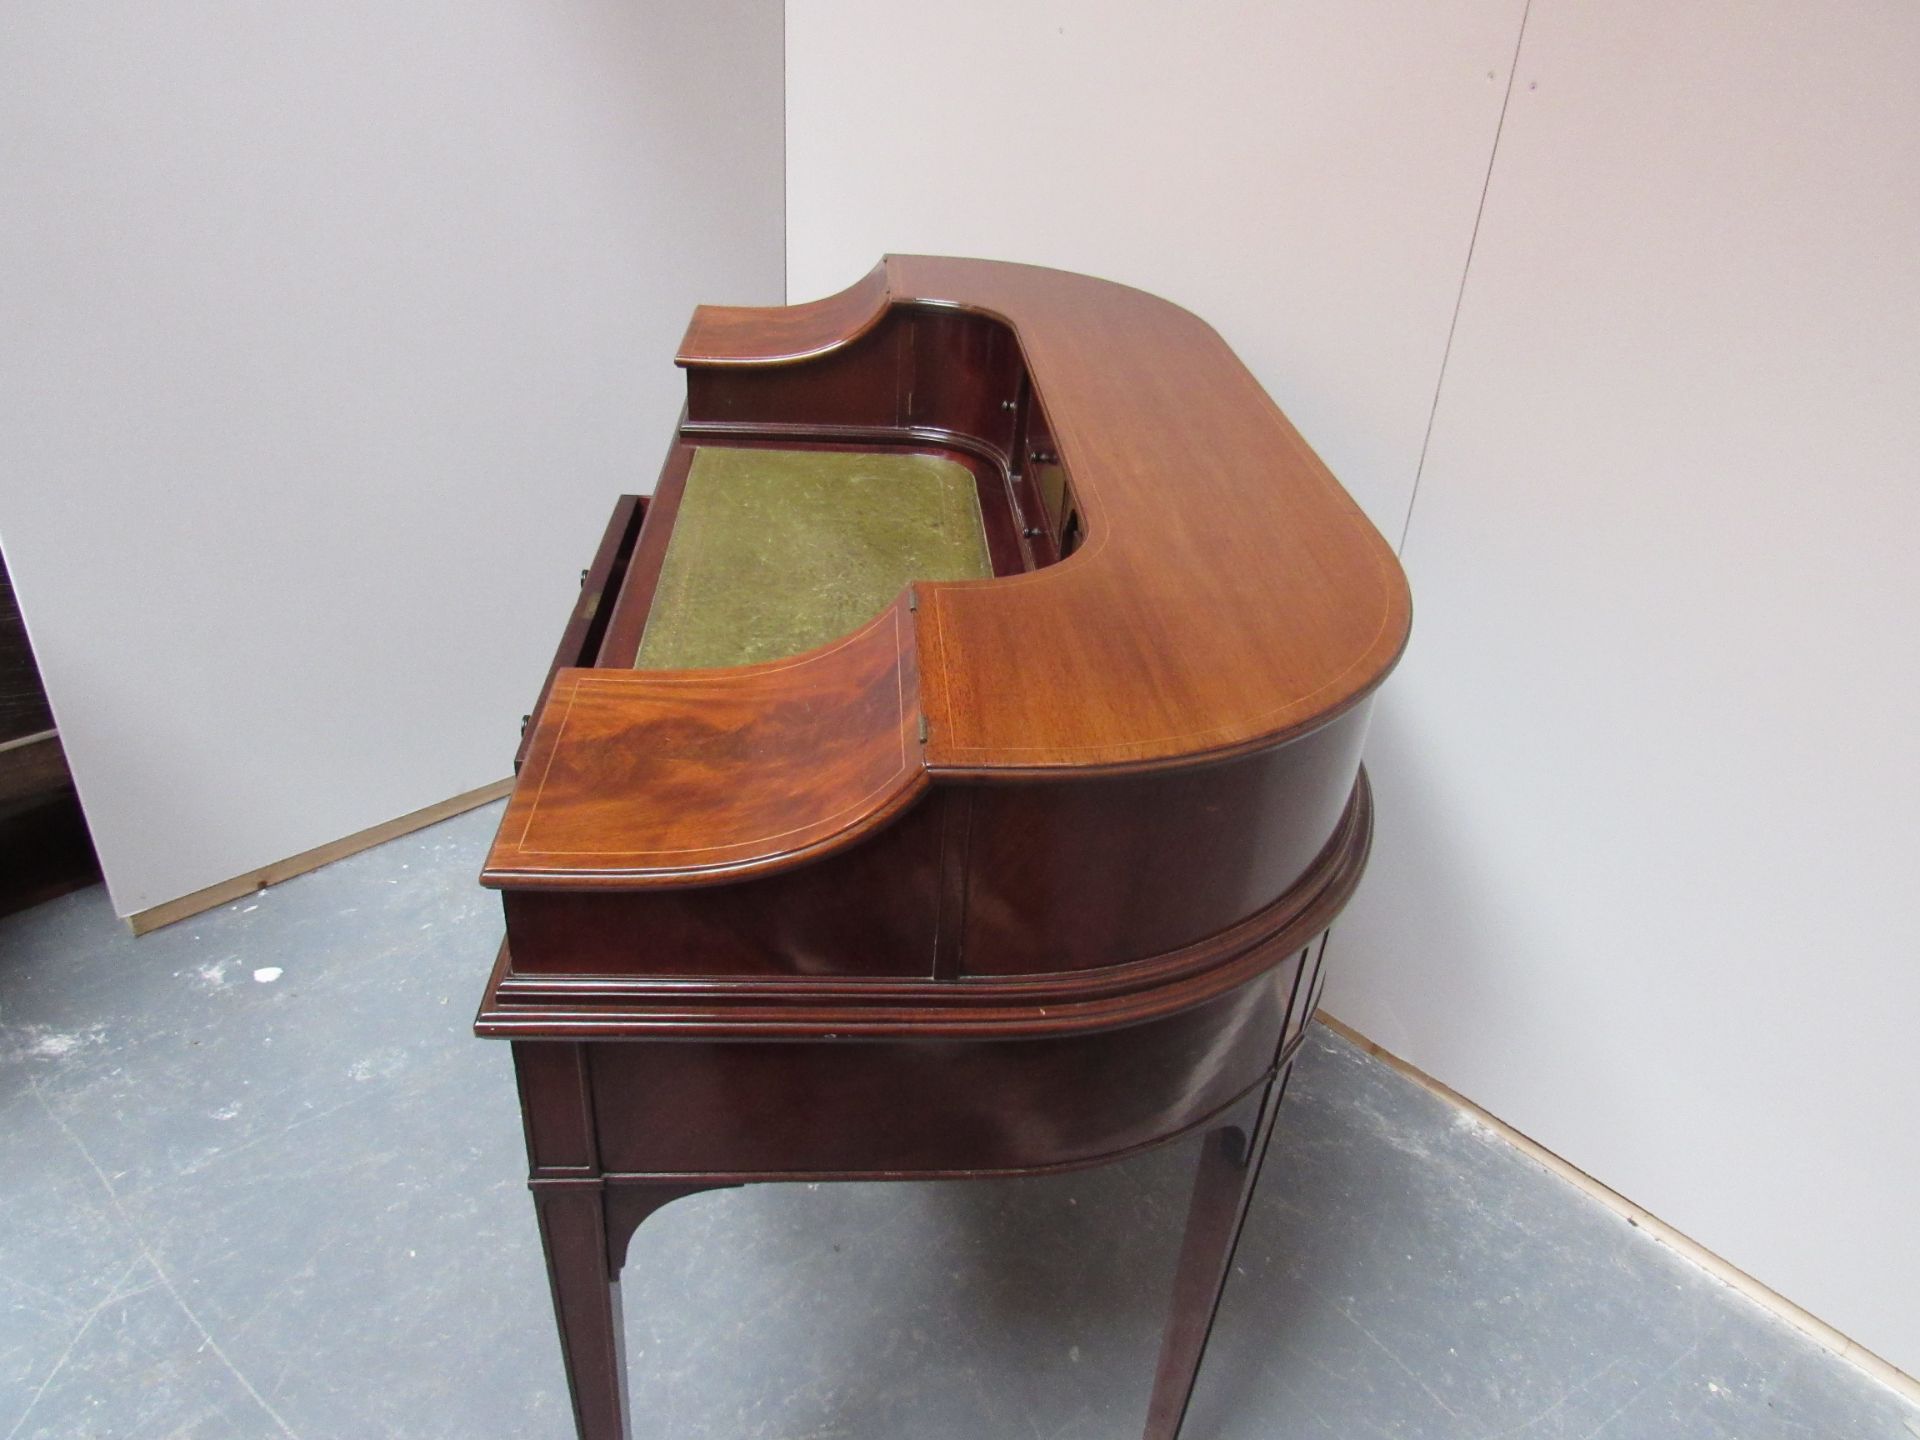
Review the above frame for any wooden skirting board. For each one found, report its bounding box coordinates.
[1315,1012,1920,1407]
[127,778,512,936]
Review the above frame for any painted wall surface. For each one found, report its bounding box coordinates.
[1331,1,1920,1374]
[786,0,1530,541]
[0,2,784,915]
[787,0,1920,1378]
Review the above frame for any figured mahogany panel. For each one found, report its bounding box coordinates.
[501,790,944,979]
[485,597,923,889]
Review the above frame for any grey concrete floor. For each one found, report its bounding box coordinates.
[2,803,1915,1440]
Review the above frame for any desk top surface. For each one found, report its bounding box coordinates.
[680,256,1411,772]
[485,257,1409,890]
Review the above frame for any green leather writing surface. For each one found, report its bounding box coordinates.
[635,447,992,671]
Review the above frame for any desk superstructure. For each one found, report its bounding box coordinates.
[478,257,1410,1440]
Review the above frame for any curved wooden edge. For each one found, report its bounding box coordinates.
[896,258,1410,771]
[481,597,926,890]
[676,261,891,367]
[919,658,1408,781]
[602,1183,729,1274]
[477,769,1371,1037]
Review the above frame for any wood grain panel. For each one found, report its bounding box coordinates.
[677,261,889,366]
[501,789,944,979]
[959,708,1371,974]
[484,596,923,888]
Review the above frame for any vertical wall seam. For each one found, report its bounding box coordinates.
[1398,0,1535,555]
[779,0,789,302]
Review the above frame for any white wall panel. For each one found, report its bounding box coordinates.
[1332,0,1920,1373]
[0,1,784,915]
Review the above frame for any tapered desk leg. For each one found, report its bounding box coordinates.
[1141,1066,1291,1440]
[533,1180,631,1440]
[533,1180,722,1440]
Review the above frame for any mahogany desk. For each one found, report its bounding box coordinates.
[477,257,1411,1439]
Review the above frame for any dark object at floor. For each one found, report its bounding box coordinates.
[0,546,56,742]
[0,546,100,916]
[0,791,100,919]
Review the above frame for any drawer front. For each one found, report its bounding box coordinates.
[516,493,647,771]
[586,964,1296,1178]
